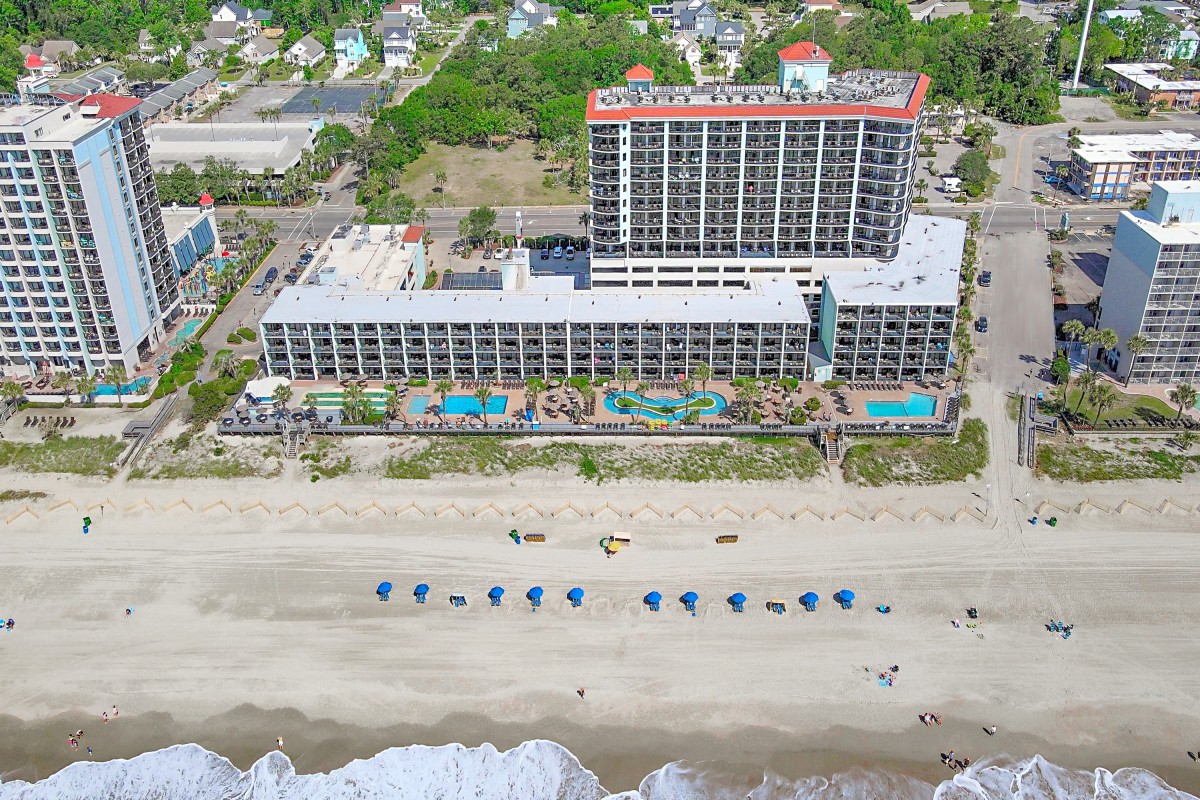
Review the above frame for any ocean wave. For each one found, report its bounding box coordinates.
[0,742,1195,800]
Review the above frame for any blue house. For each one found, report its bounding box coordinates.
[334,28,368,70]
[507,0,561,38]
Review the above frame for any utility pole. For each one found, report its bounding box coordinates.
[1071,0,1095,91]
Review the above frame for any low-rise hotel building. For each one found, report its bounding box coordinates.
[1067,130,1200,201]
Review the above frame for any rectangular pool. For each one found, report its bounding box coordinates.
[445,394,508,415]
[865,392,938,418]
[94,376,151,396]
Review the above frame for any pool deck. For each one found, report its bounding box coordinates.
[280,379,957,426]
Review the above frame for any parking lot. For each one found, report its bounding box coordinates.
[529,249,591,289]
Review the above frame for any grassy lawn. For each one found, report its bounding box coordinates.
[418,45,447,75]
[219,64,249,82]
[396,140,583,208]
[1104,96,1156,120]
[346,60,380,80]
[613,395,718,415]
[0,436,126,477]
[841,418,989,486]
[1062,387,1178,425]
[383,437,824,483]
[1036,441,1200,482]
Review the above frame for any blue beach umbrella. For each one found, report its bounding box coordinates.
[489,586,505,599]
[801,592,819,604]
[645,591,662,604]
[567,587,585,602]
[681,591,699,604]
[527,586,544,599]
[729,592,747,605]
[415,583,429,595]
[839,589,855,602]
[377,582,392,594]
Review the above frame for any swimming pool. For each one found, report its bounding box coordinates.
[603,390,727,421]
[94,376,151,396]
[303,389,390,410]
[409,394,508,415]
[864,392,938,418]
[168,318,204,348]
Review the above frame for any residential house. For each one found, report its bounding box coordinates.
[674,0,719,37]
[240,34,280,64]
[285,35,327,67]
[334,28,369,70]
[714,20,744,56]
[669,32,702,65]
[204,21,241,46]
[1100,8,1199,59]
[187,37,229,67]
[57,66,126,96]
[21,39,83,72]
[908,0,971,21]
[21,52,57,78]
[628,19,649,34]
[799,0,849,16]
[507,0,562,38]
[210,1,273,37]
[136,30,182,62]
[375,0,428,35]
[382,26,416,68]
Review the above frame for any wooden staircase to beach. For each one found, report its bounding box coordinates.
[821,428,842,464]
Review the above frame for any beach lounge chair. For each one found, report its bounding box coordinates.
[770,599,786,615]
[450,593,467,608]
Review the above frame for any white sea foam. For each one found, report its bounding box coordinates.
[0,742,1195,800]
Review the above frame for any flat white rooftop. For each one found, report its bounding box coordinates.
[1104,62,1200,91]
[1073,130,1200,164]
[303,223,424,292]
[147,121,318,174]
[263,264,813,326]
[823,215,965,305]
[161,205,211,244]
[1118,207,1200,244]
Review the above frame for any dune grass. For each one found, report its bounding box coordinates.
[841,418,989,486]
[0,436,126,477]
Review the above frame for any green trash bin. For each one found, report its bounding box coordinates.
[1048,517,1057,527]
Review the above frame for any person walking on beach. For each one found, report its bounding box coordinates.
[112,705,119,719]
[577,688,586,699]
[276,737,284,752]
[988,725,996,736]
[102,712,108,724]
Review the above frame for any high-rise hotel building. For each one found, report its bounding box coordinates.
[587,44,927,305]
[0,85,176,377]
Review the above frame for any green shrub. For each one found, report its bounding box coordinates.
[804,397,821,411]
[236,327,257,341]
[227,332,242,344]
[822,380,847,389]
[779,377,799,391]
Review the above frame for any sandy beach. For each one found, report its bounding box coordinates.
[2,460,1200,794]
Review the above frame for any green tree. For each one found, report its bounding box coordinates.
[1073,369,1097,414]
[1062,319,1086,343]
[385,388,404,422]
[435,377,454,425]
[474,384,493,426]
[953,150,991,196]
[106,363,128,404]
[1168,382,1197,421]
[914,178,928,198]
[693,361,712,399]
[525,376,546,411]
[633,380,650,422]
[434,169,448,208]
[271,382,293,411]
[1124,334,1150,385]
[679,377,695,418]
[1088,381,1117,426]
[75,375,96,403]
[616,366,634,396]
[0,379,23,406]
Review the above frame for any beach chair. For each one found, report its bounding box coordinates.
[450,593,467,608]
[523,533,546,543]
[715,535,738,544]
[770,599,786,615]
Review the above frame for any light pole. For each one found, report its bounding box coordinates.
[1071,0,1095,91]
[986,483,992,516]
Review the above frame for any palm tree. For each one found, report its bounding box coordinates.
[1169,382,1197,421]
[633,381,650,422]
[434,170,448,208]
[311,95,322,116]
[616,366,634,398]
[234,209,250,238]
[679,377,695,418]
[1062,319,1086,345]
[271,383,292,412]
[578,211,591,239]
[1088,381,1117,426]
[474,385,493,426]
[385,388,404,423]
[303,393,318,415]
[341,382,370,424]
[0,379,23,407]
[914,178,928,198]
[214,352,240,379]
[1054,164,1069,202]
[52,371,75,402]
[75,375,96,404]
[694,362,712,401]
[435,377,453,425]
[106,363,128,404]
[1073,370,1097,415]
[1124,334,1150,385]
[525,376,546,412]
[578,383,595,420]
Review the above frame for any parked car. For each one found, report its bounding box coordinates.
[264,266,279,283]
[979,270,992,287]
[284,273,298,284]
[553,245,563,259]
[252,281,265,296]
[482,247,492,259]
[565,245,575,260]
[976,316,989,333]
[540,247,550,259]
